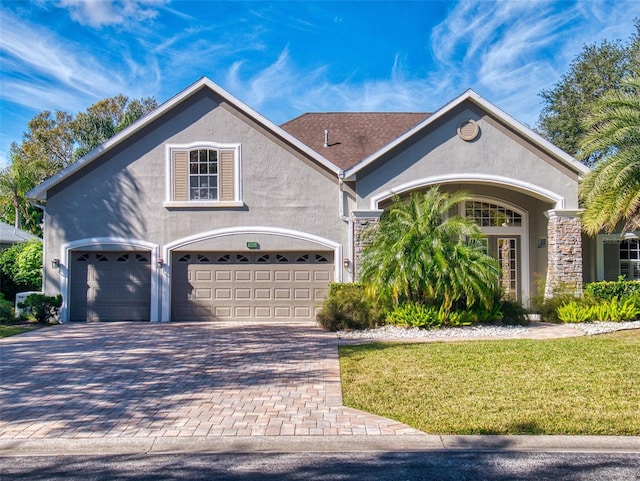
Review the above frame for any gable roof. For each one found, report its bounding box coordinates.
[0,221,39,244]
[343,89,589,180]
[280,112,430,170]
[28,77,340,201]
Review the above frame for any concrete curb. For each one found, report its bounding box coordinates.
[2,435,639,456]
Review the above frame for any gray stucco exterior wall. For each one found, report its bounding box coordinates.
[42,89,348,321]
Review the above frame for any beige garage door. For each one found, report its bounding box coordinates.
[70,251,151,322]
[171,251,334,321]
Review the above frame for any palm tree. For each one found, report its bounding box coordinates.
[0,156,37,231]
[579,76,640,235]
[359,188,500,313]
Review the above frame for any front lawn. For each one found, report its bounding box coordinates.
[0,323,41,338]
[339,330,640,435]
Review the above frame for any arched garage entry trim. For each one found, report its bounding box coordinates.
[369,174,565,210]
[59,238,160,323]
[161,227,342,322]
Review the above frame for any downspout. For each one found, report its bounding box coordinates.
[338,171,353,282]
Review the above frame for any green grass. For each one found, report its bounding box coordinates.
[0,323,40,338]
[339,330,640,435]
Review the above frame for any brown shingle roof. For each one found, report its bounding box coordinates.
[280,112,431,170]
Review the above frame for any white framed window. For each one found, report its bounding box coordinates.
[598,235,640,280]
[188,148,218,200]
[165,142,242,207]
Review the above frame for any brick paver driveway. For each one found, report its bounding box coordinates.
[0,322,421,440]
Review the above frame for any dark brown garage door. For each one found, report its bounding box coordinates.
[70,251,151,321]
[171,251,333,321]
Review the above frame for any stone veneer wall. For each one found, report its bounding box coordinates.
[544,210,583,298]
[351,212,382,281]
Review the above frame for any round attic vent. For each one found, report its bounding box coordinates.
[457,119,480,141]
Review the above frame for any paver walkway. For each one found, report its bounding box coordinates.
[0,322,423,440]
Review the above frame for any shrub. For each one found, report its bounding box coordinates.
[533,282,591,323]
[498,300,530,325]
[386,303,441,328]
[316,283,383,331]
[18,293,62,324]
[557,301,593,323]
[386,301,512,329]
[0,293,15,323]
[585,278,640,300]
[557,296,640,323]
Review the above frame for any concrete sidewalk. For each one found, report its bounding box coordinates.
[2,434,639,456]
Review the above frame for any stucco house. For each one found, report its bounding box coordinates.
[29,77,605,323]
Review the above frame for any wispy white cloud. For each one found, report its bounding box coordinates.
[0,8,159,111]
[57,0,165,28]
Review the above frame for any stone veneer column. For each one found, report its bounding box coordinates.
[544,209,583,298]
[351,210,383,281]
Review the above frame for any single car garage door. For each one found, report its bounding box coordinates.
[70,251,152,322]
[171,251,334,321]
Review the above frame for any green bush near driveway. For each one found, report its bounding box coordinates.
[340,330,640,435]
[317,283,383,331]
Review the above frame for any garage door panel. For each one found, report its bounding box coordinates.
[294,288,311,299]
[171,251,333,321]
[255,306,271,318]
[215,288,232,299]
[215,270,231,281]
[234,306,252,318]
[255,270,271,281]
[235,270,251,281]
[195,270,212,281]
[195,288,212,300]
[294,306,311,318]
[314,271,331,282]
[274,271,291,281]
[294,271,310,281]
[274,306,291,318]
[274,288,291,299]
[234,288,251,299]
[254,288,271,299]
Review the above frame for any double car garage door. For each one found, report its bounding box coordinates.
[70,250,333,322]
[171,251,333,321]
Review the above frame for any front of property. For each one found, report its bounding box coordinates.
[29,78,609,323]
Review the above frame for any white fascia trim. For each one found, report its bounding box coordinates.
[160,226,343,322]
[343,89,589,180]
[59,237,160,323]
[369,174,566,210]
[165,142,242,204]
[29,77,339,201]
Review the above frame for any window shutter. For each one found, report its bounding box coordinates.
[603,242,620,280]
[219,150,235,201]
[173,151,188,201]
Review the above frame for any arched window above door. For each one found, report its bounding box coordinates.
[464,200,522,227]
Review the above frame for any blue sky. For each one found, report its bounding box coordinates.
[0,0,637,166]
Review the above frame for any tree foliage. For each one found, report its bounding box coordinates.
[579,76,640,235]
[359,188,501,313]
[0,239,43,292]
[536,21,639,166]
[0,95,157,234]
